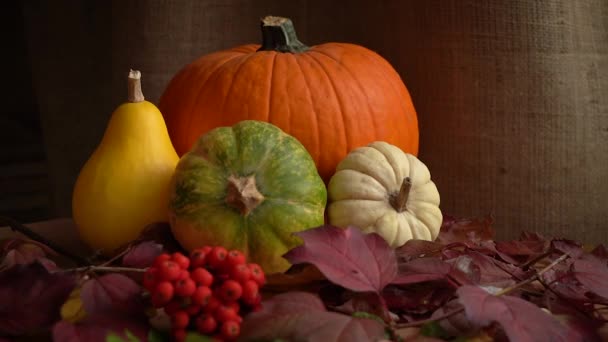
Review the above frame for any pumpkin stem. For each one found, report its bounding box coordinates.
[226,175,265,216]
[127,69,145,103]
[391,177,412,213]
[257,16,309,53]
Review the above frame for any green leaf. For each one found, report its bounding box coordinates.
[148,329,170,342]
[419,321,450,339]
[106,330,141,342]
[185,332,214,342]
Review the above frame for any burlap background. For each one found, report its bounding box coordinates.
[21,1,608,243]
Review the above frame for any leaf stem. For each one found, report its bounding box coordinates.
[0,216,89,266]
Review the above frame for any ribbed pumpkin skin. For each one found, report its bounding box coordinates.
[158,43,419,182]
[168,120,327,274]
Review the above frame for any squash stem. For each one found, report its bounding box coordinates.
[226,175,265,216]
[393,177,412,213]
[257,16,309,53]
[128,69,145,103]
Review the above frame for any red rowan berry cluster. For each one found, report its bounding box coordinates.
[143,246,266,341]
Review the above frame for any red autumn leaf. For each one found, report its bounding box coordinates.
[436,215,495,245]
[573,254,608,300]
[552,239,584,259]
[122,241,163,268]
[0,263,76,336]
[239,291,386,342]
[283,225,397,293]
[457,285,578,342]
[0,238,57,271]
[494,232,548,264]
[590,244,608,260]
[393,257,452,285]
[52,313,149,342]
[81,273,144,315]
[395,239,444,262]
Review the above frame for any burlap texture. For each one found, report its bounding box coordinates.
[22,1,608,242]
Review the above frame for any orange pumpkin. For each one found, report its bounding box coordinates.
[159,16,419,182]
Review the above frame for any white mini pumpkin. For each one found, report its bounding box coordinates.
[327,141,442,247]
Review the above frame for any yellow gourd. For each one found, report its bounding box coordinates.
[72,70,179,254]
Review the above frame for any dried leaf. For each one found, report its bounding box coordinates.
[81,273,144,315]
[0,238,57,271]
[283,225,397,293]
[122,241,163,268]
[552,239,584,259]
[436,215,495,245]
[395,240,444,262]
[573,254,608,300]
[239,291,386,342]
[0,263,76,336]
[393,258,451,285]
[457,285,578,342]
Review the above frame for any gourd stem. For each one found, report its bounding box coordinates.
[394,177,412,213]
[226,175,265,216]
[257,16,309,53]
[127,69,145,103]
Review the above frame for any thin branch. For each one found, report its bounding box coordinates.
[0,216,89,266]
[59,265,147,274]
[495,253,569,296]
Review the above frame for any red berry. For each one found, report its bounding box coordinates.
[174,278,196,297]
[220,320,240,340]
[172,328,187,342]
[226,250,246,267]
[153,253,171,268]
[191,286,212,306]
[207,246,228,269]
[171,252,190,269]
[248,263,266,285]
[177,269,190,281]
[195,313,217,335]
[158,260,181,281]
[204,296,222,313]
[214,304,239,322]
[190,248,207,268]
[225,301,240,313]
[185,303,201,316]
[229,264,252,283]
[241,280,259,305]
[164,299,183,315]
[171,310,190,329]
[143,268,159,291]
[219,280,242,302]
[152,281,174,306]
[190,267,214,286]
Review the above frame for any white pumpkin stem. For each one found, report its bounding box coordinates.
[393,177,412,213]
[226,175,265,216]
[127,69,145,103]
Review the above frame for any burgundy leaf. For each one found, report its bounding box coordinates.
[395,239,444,262]
[52,313,148,342]
[590,244,608,260]
[334,292,390,322]
[383,284,454,314]
[0,238,57,271]
[544,292,604,342]
[122,241,163,268]
[240,291,386,342]
[457,285,578,342]
[542,268,590,302]
[393,258,451,285]
[0,263,76,336]
[495,233,548,264]
[81,273,144,315]
[573,254,608,300]
[283,225,397,293]
[552,239,584,259]
[436,215,495,245]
